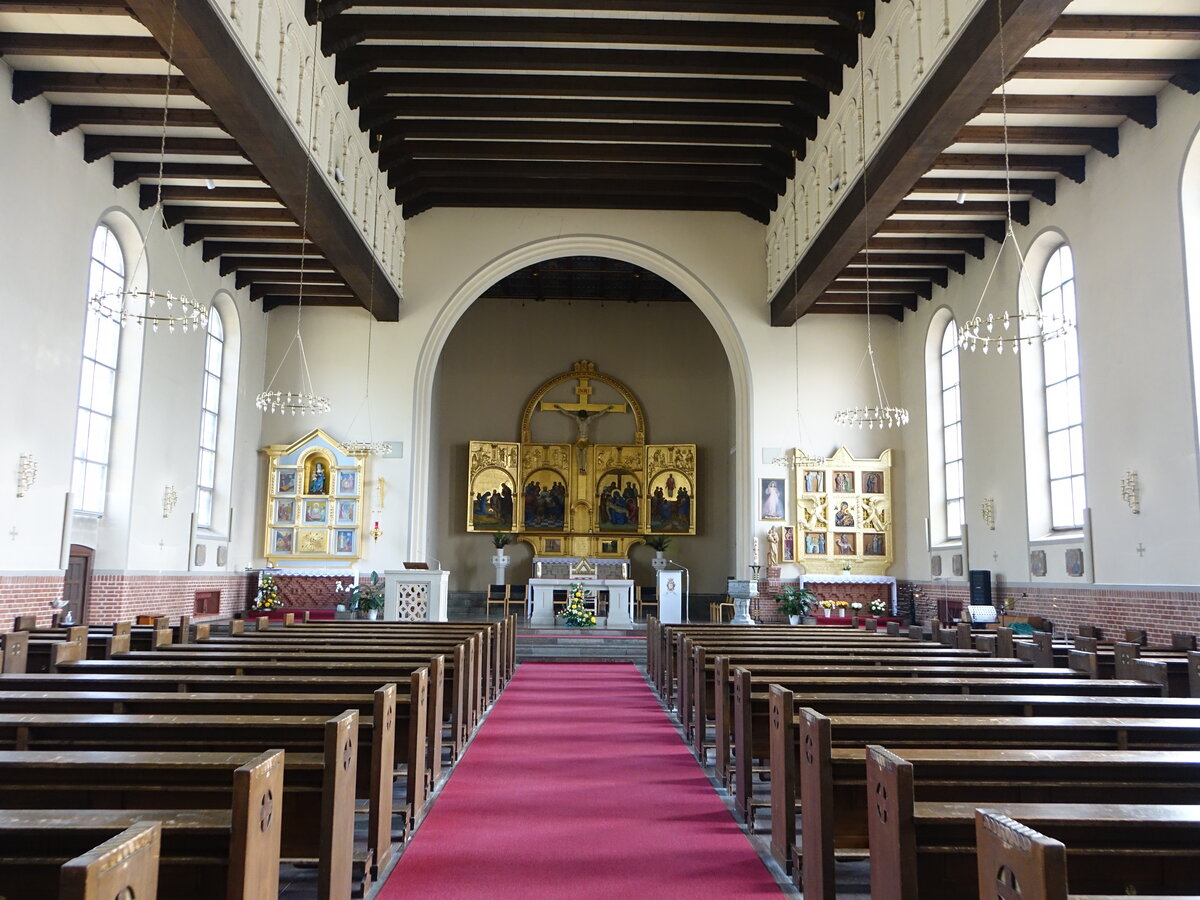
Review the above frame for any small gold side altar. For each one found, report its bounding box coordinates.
[467,360,697,558]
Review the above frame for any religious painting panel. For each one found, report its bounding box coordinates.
[274,499,295,525]
[648,470,694,534]
[276,470,297,494]
[833,532,857,556]
[832,497,857,528]
[522,467,567,531]
[952,553,964,576]
[596,471,641,532]
[1065,548,1085,577]
[271,529,293,555]
[805,532,827,556]
[466,442,519,533]
[334,499,356,526]
[781,525,796,562]
[600,539,619,554]
[336,470,358,495]
[759,477,785,520]
[803,470,825,493]
[931,554,943,576]
[862,470,884,494]
[302,452,333,496]
[832,470,855,493]
[303,500,328,525]
[544,538,562,553]
[863,533,886,556]
[334,529,355,555]
[298,529,327,554]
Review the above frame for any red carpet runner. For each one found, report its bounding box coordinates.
[378,662,783,898]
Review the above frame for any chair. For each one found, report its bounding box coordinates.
[635,585,658,620]
[507,584,528,619]
[485,584,509,619]
[552,589,568,618]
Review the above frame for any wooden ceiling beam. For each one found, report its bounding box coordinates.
[831,280,933,299]
[820,291,920,311]
[202,240,316,261]
[808,300,906,320]
[334,45,844,93]
[912,175,1056,205]
[1014,57,1200,89]
[377,120,800,152]
[849,252,966,275]
[979,93,1156,128]
[126,0,398,318]
[878,218,1006,242]
[897,198,1030,224]
[163,205,292,228]
[140,184,278,207]
[249,282,350,300]
[112,161,260,188]
[235,269,338,288]
[12,72,193,104]
[840,267,949,288]
[358,96,817,138]
[396,178,778,211]
[219,256,331,276]
[49,105,221,135]
[868,236,987,259]
[383,142,792,181]
[403,191,769,223]
[347,72,830,118]
[84,135,241,163]
[955,124,1119,157]
[182,223,302,245]
[322,15,855,62]
[932,151,1085,183]
[0,32,161,58]
[1045,15,1200,41]
[389,161,785,194]
[261,295,360,312]
[769,0,1071,326]
[0,0,129,12]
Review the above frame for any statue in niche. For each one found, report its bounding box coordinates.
[306,460,328,495]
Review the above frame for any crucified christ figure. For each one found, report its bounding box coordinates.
[549,406,612,473]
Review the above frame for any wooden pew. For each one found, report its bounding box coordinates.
[865,746,1200,899]
[59,820,162,900]
[974,808,1200,900]
[0,750,282,899]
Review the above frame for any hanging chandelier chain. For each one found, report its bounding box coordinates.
[998,0,1014,224]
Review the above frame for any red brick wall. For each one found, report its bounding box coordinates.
[754,570,892,623]
[265,574,376,610]
[0,573,256,634]
[904,580,1200,647]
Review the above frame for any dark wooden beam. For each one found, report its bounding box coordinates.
[50,104,220,134]
[897,198,1030,225]
[396,178,778,212]
[1013,57,1200,83]
[202,240,316,261]
[932,152,1085,183]
[359,96,817,139]
[850,251,966,274]
[261,294,361,312]
[112,161,260,188]
[820,290,920,310]
[249,282,351,300]
[0,0,127,12]
[1046,15,1200,40]
[769,0,1073,326]
[403,191,769,223]
[347,72,830,118]
[334,45,844,93]
[831,280,933,299]
[84,135,241,163]
[162,205,292,227]
[0,32,161,58]
[236,270,339,288]
[140,184,278,208]
[383,142,791,181]
[878,219,1006,242]
[322,15,855,63]
[912,175,1056,206]
[840,266,949,288]
[955,124,1119,157]
[807,302,905,321]
[219,256,331,276]
[867,236,987,259]
[126,0,400,319]
[182,223,302,245]
[12,71,193,104]
[980,94,1156,128]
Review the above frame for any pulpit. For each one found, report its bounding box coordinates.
[383,568,450,621]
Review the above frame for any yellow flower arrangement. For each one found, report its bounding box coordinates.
[560,582,597,627]
[253,574,282,611]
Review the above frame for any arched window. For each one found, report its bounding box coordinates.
[925,309,964,543]
[1040,246,1086,529]
[940,320,964,539]
[72,225,124,514]
[195,309,224,528]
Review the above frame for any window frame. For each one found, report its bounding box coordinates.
[194,309,224,530]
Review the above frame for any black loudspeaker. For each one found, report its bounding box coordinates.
[969,570,993,606]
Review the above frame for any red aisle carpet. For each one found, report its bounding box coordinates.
[378,662,783,899]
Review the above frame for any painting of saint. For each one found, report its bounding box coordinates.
[522,472,566,531]
[782,526,796,562]
[304,501,327,524]
[307,462,327,495]
[863,533,885,556]
[598,474,640,532]
[649,472,693,534]
[804,532,826,555]
[760,479,784,520]
[274,499,294,524]
[335,530,354,554]
[277,470,297,494]
[472,476,515,530]
[335,500,356,526]
[272,529,293,554]
[803,470,824,493]
[833,532,856,556]
[862,471,883,494]
[337,471,357,494]
[1065,548,1085,577]
[834,501,855,527]
[833,471,854,493]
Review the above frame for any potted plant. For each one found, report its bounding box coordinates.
[645,534,672,555]
[774,584,818,625]
[492,531,513,554]
[347,570,385,620]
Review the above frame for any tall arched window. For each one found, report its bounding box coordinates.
[1040,246,1086,529]
[940,321,964,539]
[72,225,125,514]
[195,309,224,528]
[925,309,964,543]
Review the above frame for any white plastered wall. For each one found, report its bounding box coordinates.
[0,61,269,576]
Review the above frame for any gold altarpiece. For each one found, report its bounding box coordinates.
[791,446,893,575]
[467,360,697,558]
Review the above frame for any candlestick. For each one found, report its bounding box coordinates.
[753,537,759,565]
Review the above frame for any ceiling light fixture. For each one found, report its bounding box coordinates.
[834,12,909,432]
[958,0,1072,356]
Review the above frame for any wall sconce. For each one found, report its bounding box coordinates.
[1121,470,1140,514]
[16,453,37,498]
[980,497,995,531]
[370,520,383,542]
[162,485,178,518]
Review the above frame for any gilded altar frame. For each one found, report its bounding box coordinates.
[792,446,893,575]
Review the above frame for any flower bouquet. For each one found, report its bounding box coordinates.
[820,599,834,611]
[870,598,887,616]
[850,601,863,612]
[560,582,597,628]
[253,574,281,611]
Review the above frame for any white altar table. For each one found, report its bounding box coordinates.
[799,573,897,614]
[528,578,634,627]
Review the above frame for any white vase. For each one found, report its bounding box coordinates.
[788,614,800,625]
[837,608,846,617]
[367,609,379,620]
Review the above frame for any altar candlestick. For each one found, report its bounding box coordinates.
[753,537,759,565]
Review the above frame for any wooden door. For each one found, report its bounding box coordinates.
[62,545,93,626]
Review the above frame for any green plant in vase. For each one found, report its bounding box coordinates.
[347,571,386,619]
[492,531,514,550]
[774,584,818,623]
[645,535,672,553]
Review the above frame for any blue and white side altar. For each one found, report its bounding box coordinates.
[529,557,633,627]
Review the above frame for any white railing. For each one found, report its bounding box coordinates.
[767,0,983,298]
[220,0,405,293]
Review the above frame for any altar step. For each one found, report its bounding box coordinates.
[516,626,647,665]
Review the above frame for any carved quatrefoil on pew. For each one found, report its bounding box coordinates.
[874,782,888,824]
[260,788,274,834]
[343,738,354,771]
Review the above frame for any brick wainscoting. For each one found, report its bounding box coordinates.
[905,580,1200,647]
[1,573,257,633]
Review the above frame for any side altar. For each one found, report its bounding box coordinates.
[466,360,697,566]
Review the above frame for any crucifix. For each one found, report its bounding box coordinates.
[1136,543,1146,557]
[7,527,16,542]
[540,373,627,474]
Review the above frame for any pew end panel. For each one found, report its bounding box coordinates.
[768,685,795,872]
[370,683,397,878]
[58,820,162,900]
[318,711,359,900]
[974,810,1068,900]
[1,632,27,674]
[799,707,838,900]
[228,749,285,900]
[865,744,919,900]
